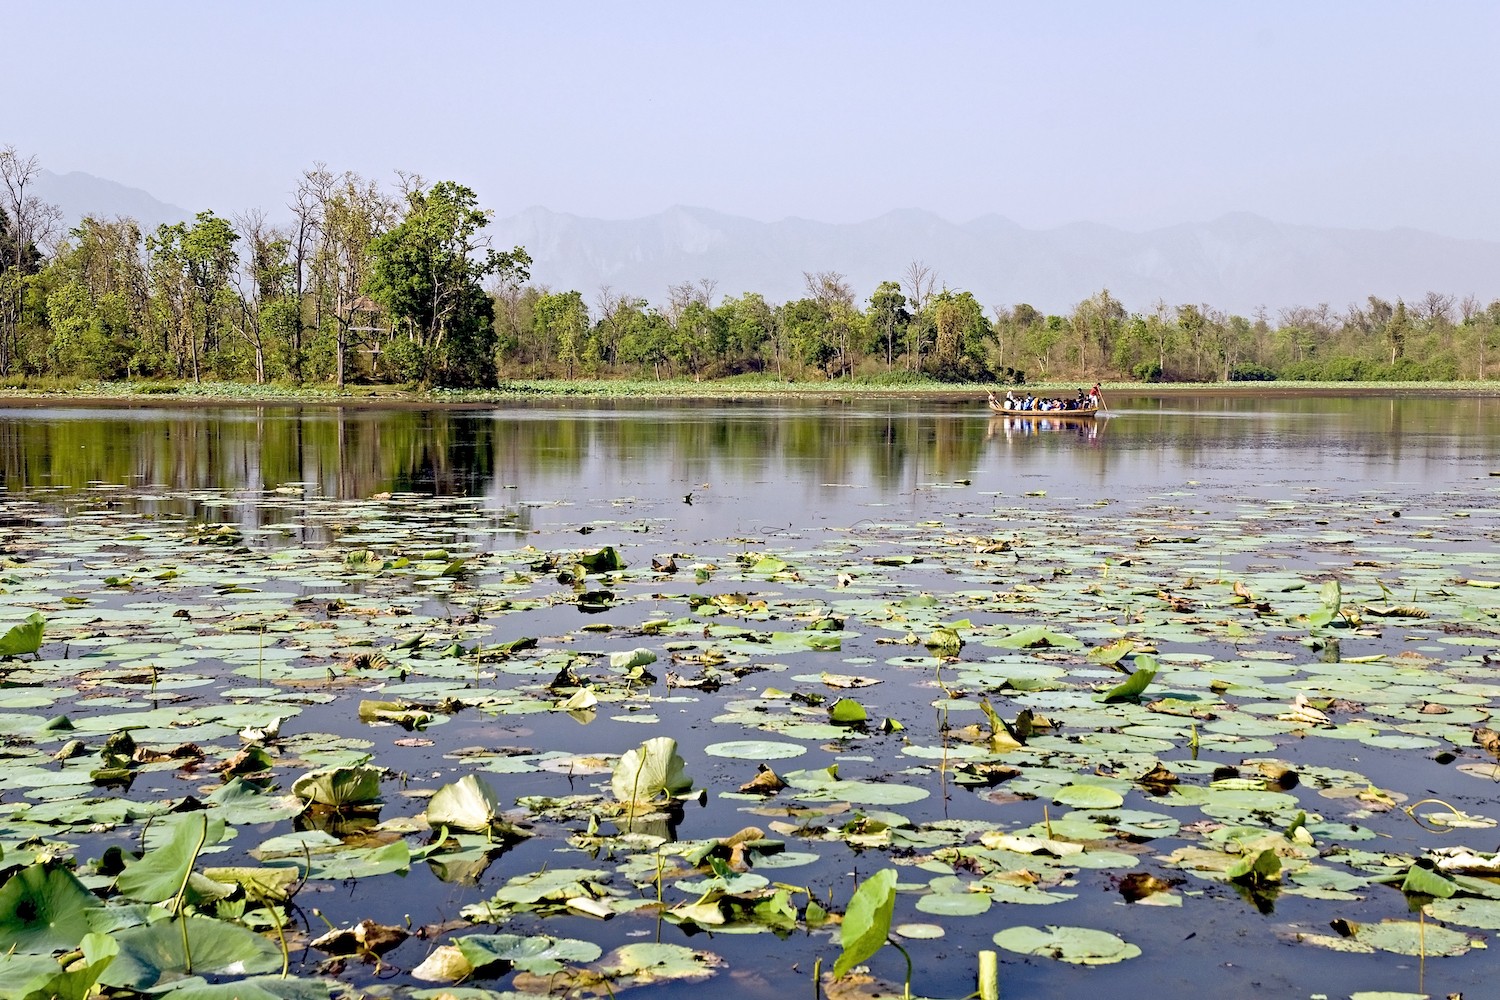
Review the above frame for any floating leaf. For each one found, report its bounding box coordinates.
[95,916,283,990]
[0,862,102,953]
[704,740,806,760]
[830,698,868,724]
[992,924,1140,964]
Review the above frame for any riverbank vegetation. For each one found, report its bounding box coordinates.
[5,146,1499,390]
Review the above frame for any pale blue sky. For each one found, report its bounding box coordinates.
[11,1,1499,237]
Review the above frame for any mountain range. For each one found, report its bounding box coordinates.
[32,171,1500,316]
[493,206,1500,316]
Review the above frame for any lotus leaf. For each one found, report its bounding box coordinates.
[116,813,226,904]
[94,915,283,989]
[833,868,897,978]
[0,862,102,953]
[992,924,1141,964]
[611,737,692,805]
[426,774,523,835]
[290,764,383,807]
[0,613,45,658]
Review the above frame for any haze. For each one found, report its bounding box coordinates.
[10,1,1498,240]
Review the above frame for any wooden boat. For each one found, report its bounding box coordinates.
[986,392,1100,417]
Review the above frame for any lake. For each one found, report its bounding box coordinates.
[0,392,1498,1000]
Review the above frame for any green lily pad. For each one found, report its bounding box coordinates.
[992,924,1141,964]
[703,740,806,760]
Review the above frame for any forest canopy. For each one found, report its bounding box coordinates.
[4,146,1497,389]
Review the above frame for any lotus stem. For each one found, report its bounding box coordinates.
[891,940,913,1000]
[1403,797,1463,833]
[813,956,822,1000]
[170,813,212,973]
[251,886,291,978]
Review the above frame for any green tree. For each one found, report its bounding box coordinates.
[0,147,60,376]
[866,281,909,369]
[366,180,529,387]
[532,289,591,377]
[715,292,776,373]
[1071,289,1126,374]
[617,305,675,378]
[43,216,147,378]
[926,288,992,381]
[145,212,238,381]
[1387,298,1410,364]
[777,297,836,376]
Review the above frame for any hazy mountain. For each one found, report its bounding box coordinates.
[492,206,1500,315]
[33,169,190,238]
[24,171,1500,315]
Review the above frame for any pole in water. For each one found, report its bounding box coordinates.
[977,949,999,1000]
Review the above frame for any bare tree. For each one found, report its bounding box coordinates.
[0,146,62,374]
[1460,294,1481,324]
[304,170,396,386]
[1416,291,1456,325]
[803,270,855,377]
[287,163,334,378]
[231,209,292,384]
[902,260,937,371]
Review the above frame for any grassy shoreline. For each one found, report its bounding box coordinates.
[0,376,1495,408]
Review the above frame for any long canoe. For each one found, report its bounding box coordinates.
[987,395,1100,417]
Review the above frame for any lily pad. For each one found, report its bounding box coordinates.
[992,924,1141,964]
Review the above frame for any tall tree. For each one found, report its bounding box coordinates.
[45,216,146,378]
[803,271,856,378]
[532,289,590,377]
[901,260,937,372]
[146,212,238,382]
[306,171,394,386]
[715,292,776,373]
[867,281,909,369]
[366,180,529,387]
[927,288,992,381]
[0,146,61,375]
[231,209,294,384]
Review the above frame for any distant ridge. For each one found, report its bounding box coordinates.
[22,170,1500,315]
[491,206,1500,315]
[34,169,190,238]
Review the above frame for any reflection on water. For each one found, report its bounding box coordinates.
[0,394,1496,526]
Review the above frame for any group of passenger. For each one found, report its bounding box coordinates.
[994,384,1101,412]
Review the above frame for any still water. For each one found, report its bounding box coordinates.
[1,393,1495,522]
[0,393,1498,1000]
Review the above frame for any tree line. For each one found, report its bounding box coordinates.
[4,146,1497,388]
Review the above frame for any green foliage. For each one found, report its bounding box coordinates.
[0,862,102,953]
[365,180,529,388]
[11,157,1500,385]
[0,612,45,657]
[833,868,897,978]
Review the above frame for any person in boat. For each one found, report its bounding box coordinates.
[1004,390,1017,409]
[1089,383,1101,408]
[1075,388,1087,409]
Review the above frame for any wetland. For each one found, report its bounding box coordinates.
[1,392,1499,1000]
